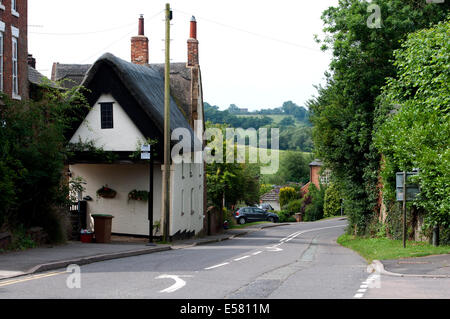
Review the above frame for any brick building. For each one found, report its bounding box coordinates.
[300,159,331,195]
[0,0,28,99]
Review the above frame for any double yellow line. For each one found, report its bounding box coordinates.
[0,271,66,287]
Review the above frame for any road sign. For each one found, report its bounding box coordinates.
[141,144,151,160]
[396,172,420,201]
[141,152,151,160]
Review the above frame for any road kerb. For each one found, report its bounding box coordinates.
[0,246,171,281]
[370,259,450,278]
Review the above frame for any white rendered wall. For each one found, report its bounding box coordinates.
[70,163,162,236]
[263,200,280,212]
[168,161,204,236]
[70,94,146,151]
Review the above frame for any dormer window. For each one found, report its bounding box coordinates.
[100,103,114,129]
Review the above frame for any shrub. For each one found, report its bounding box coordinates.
[277,210,292,223]
[324,182,341,217]
[304,183,326,221]
[286,199,303,214]
[279,187,298,207]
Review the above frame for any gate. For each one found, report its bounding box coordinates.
[68,200,87,240]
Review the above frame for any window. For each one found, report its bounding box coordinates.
[12,37,18,96]
[0,32,3,92]
[190,188,194,215]
[100,103,114,129]
[11,0,18,16]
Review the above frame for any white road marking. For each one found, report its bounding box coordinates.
[280,225,345,243]
[266,246,283,252]
[252,251,262,256]
[234,256,250,261]
[357,289,367,293]
[360,284,368,288]
[156,274,192,293]
[204,262,230,270]
[354,293,364,298]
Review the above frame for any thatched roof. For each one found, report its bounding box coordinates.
[81,53,195,140]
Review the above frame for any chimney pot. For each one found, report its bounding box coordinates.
[27,54,36,69]
[131,15,149,65]
[138,14,145,36]
[187,17,199,67]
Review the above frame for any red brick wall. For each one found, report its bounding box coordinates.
[187,39,199,67]
[0,0,28,99]
[310,165,321,189]
[131,36,148,65]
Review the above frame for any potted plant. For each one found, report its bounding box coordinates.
[96,185,117,198]
[128,189,149,201]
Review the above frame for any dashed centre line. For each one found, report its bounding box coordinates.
[234,256,251,261]
[203,224,345,271]
[204,262,229,270]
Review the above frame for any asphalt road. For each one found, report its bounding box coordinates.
[1,218,448,299]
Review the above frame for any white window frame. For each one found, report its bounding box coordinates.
[11,0,19,17]
[0,2,5,11]
[12,36,19,99]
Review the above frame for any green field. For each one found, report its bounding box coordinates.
[236,114,304,127]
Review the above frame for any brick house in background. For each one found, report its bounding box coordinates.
[0,0,28,100]
[301,159,331,195]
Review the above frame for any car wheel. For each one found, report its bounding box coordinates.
[238,217,246,225]
[268,217,275,223]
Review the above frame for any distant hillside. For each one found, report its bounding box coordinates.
[204,101,313,152]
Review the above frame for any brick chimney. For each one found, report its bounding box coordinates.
[131,15,149,65]
[187,16,199,67]
[27,54,36,68]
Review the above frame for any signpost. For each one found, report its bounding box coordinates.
[396,171,420,248]
[141,144,155,246]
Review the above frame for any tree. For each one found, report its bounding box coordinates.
[278,151,311,184]
[374,19,450,231]
[279,117,295,127]
[308,0,449,234]
[0,85,88,241]
[205,123,261,209]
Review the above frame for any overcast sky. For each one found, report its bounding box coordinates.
[29,0,338,111]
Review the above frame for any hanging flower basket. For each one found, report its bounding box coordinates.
[96,185,117,198]
[128,189,149,201]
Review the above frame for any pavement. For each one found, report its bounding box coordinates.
[373,254,450,278]
[0,222,288,281]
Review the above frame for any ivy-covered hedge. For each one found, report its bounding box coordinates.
[374,19,450,232]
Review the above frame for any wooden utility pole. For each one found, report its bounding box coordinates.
[163,3,172,242]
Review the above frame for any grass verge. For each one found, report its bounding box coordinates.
[337,234,450,263]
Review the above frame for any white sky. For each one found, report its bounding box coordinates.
[29,0,338,111]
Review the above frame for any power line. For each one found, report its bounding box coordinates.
[78,10,165,63]
[80,27,136,63]
[29,22,136,36]
[173,8,321,53]
[29,10,164,36]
